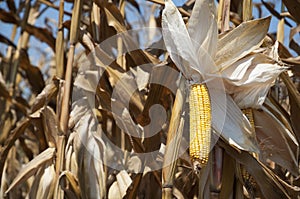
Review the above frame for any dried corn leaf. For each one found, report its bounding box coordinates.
[59,171,80,197]
[31,79,59,114]
[264,98,293,133]
[282,0,300,24]
[290,39,300,55]
[253,108,299,176]
[0,8,18,24]
[216,16,271,71]
[219,140,298,198]
[261,0,293,27]
[41,106,59,147]
[19,50,45,93]
[0,73,11,100]
[281,72,300,143]
[5,147,55,194]
[0,117,30,184]
[108,170,132,199]
[0,33,16,48]
[0,110,16,144]
[6,0,16,13]
[29,164,56,199]
[71,79,106,198]
[24,24,55,51]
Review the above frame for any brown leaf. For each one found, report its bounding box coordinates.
[6,0,17,13]
[219,139,298,198]
[31,78,59,114]
[0,118,31,187]
[216,16,271,70]
[0,33,16,48]
[261,0,292,27]
[0,8,18,24]
[282,0,300,24]
[41,106,59,148]
[0,110,16,144]
[281,72,300,143]
[253,108,299,176]
[29,164,56,199]
[59,171,80,198]
[25,24,56,52]
[19,50,45,93]
[5,147,56,194]
[290,39,300,56]
[0,76,11,100]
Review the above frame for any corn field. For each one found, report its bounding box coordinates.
[1,0,300,198]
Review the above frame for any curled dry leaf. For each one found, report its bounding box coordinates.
[108,170,132,199]
[31,78,59,114]
[0,33,16,48]
[282,0,300,24]
[216,16,271,71]
[0,118,31,185]
[5,147,55,194]
[253,108,299,176]
[29,164,56,199]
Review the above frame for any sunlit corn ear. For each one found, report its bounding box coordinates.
[189,83,211,172]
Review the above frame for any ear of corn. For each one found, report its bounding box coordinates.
[241,108,257,195]
[189,83,211,170]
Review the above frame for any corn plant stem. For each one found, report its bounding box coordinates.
[277,2,285,43]
[59,0,82,135]
[54,135,66,199]
[59,45,74,135]
[9,0,31,92]
[162,77,186,199]
[243,0,252,21]
[55,0,65,78]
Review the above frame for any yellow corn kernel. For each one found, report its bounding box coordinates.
[189,84,211,170]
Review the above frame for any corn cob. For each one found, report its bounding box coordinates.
[189,83,211,170]
[241,108,257,195]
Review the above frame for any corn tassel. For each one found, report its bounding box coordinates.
[189,84,211,170]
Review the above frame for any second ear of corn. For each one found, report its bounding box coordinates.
[241,108,257,194]
[189,83,211,170]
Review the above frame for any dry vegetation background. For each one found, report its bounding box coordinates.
[0,0,300,198]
